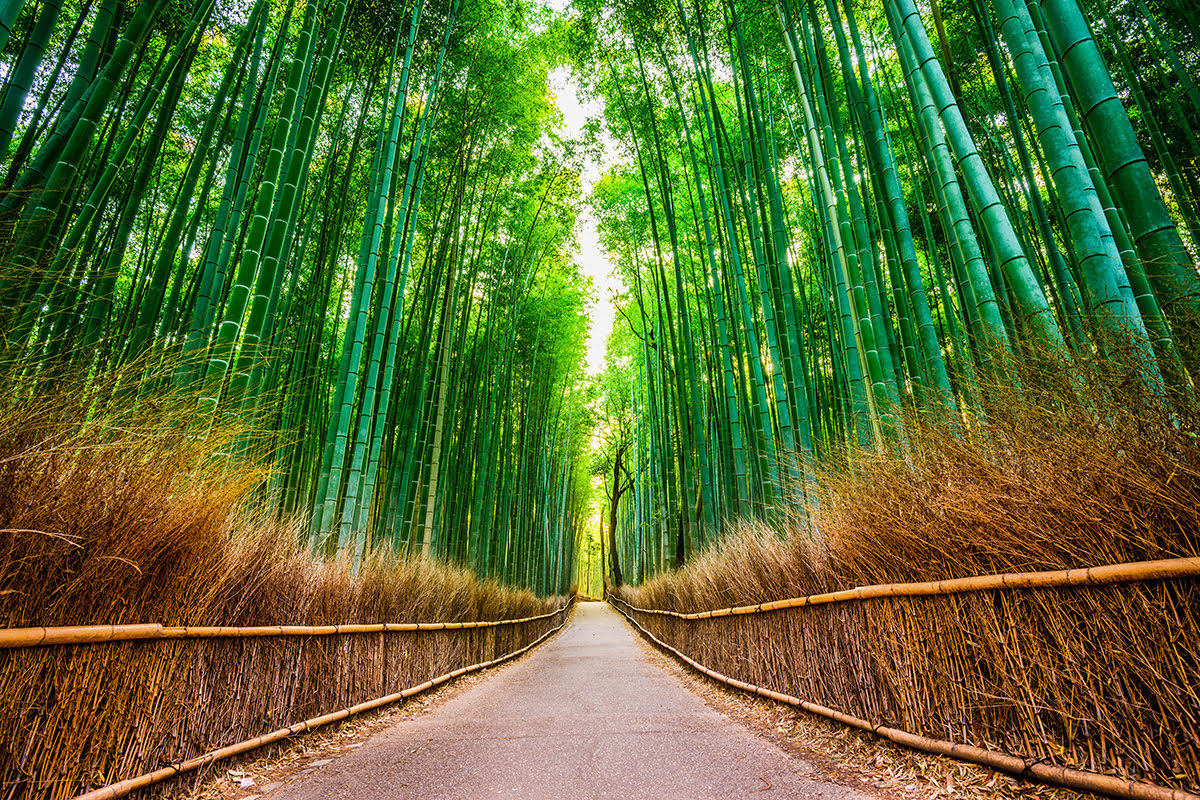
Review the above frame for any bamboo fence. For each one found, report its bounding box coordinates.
[0,600,573,800]
[612,557,1200,799]
[71,616,570,800]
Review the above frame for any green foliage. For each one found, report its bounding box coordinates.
[0,0,1196,593]
[576,0,1200,583]
[0,0,597,595]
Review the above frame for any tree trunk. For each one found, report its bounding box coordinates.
[608,444,626,588]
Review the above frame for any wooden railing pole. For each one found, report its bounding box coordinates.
[0,604,570,648]
[615,557,1200,619]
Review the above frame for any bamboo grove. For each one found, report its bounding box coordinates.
[580,0,1200,582]
[2,0,1198,593]
[0,0,594,593]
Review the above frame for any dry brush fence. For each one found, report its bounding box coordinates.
[612,558,1200,800]
[0,599,573,800]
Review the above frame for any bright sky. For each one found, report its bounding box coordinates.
[548,65,623,375]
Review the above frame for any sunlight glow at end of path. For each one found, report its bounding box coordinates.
[548,65,622,376]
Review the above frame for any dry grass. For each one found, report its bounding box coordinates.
[618,348,1200,793]
[0,362,566,800]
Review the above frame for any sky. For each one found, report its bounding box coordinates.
[547,65,623,376]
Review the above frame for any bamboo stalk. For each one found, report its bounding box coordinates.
[611,598,1200,800]
[614,557,1200,619]
[70,605,572,800]
[0,603,571,649]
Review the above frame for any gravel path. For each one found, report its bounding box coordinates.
[270,602,875,799]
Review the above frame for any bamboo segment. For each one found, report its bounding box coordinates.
[611,598,1200,800]
[71,612,571,800]
[0,605,570,649]
[615,557,1200,618]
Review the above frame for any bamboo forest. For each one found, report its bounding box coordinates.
[2,0,1200,793]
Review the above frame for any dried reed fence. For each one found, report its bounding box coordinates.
[613,560,1200,800]
[70,610,571,800]
[0,594,572,800]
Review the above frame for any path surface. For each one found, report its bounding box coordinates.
[272,602,873,799]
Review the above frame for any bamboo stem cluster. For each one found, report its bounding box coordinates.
[584,0,1200,577]
[0,0,594,591]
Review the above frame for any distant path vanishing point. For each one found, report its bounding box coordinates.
[272,602,875,799]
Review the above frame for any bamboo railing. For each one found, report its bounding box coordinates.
[0,598,574,800]
[611,557,1200,800]
[71,612,571,800]
[611,597,1198,800]
[614,556,1200,618]
[0,605,568,648]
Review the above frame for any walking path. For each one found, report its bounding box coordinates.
[272,602,873,799]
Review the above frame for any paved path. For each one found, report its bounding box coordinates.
[273,602,873,799]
